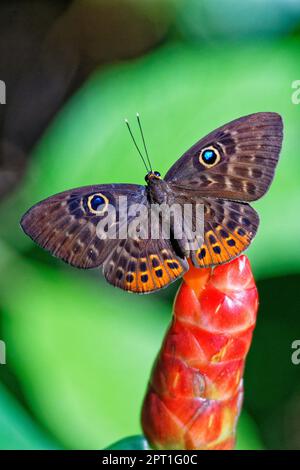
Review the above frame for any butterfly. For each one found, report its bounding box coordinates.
[20,112,283,294]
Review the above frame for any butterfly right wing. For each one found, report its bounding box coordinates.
[165,112,283,202]
[190,198,259,268]
[164,112,281,267]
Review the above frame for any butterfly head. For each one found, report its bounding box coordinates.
[144,171,161,183]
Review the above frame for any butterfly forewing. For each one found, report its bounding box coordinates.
[165,112,283,202]
[21,184,147,269]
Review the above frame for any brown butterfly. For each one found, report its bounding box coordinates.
[20,112,283,294]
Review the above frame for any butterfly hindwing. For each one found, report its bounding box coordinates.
[190,198,259,267]
[103,214,189,293]
[165,112,283,202]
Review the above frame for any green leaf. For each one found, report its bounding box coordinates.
[105,435,150,450]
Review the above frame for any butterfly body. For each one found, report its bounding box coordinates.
[21,112,283,293]
[146,172,173,205]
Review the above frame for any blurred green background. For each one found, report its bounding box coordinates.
[0,0,300,450]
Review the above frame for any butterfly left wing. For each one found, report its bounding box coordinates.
[104,236,188,293]
[21,183,189,293]
[20,184,147,269]
[165,112,283,202]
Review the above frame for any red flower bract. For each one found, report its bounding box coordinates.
[141,255,258,450]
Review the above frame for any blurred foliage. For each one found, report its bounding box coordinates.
[0,241,171,448]
[176,0,300,41]
[235,412,264,450]
[0,382,59,449]
[244,274,300,450]
[0,0,175,199]
[0,0,300,451]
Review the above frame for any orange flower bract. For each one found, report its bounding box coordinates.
[141,255,258,450]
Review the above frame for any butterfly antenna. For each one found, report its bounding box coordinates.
[125,118,149,172]
[136,113,152,171]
